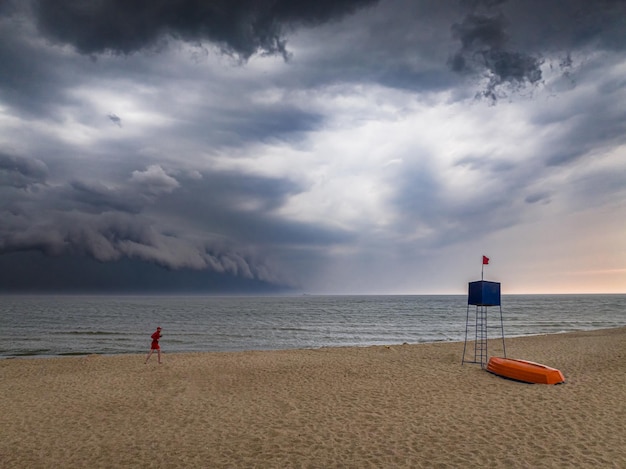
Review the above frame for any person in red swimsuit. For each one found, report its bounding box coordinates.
[145,327,162,364]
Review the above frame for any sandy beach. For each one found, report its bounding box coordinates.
[1,327,625,468]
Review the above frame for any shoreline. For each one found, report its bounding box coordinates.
[3,325,625,361]
[2,327,625,468]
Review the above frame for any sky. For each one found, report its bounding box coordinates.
[0,0,625,295]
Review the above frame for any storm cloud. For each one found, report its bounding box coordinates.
[31,0,380,59]
[450,12,543,101]
[0,0,625,293]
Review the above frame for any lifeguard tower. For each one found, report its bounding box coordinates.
[461,258,506,368]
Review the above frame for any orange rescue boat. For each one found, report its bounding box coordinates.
[487,357,565,384]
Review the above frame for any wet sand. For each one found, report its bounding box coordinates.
[1,327,625,468]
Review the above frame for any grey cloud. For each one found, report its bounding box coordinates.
[154,170,354,246]
[461,0,506,8]
[200,106,325,147]
[389,151,541,249]
[274,1,466,95]
[532,85,626,167]
[0,215,66,256]
[452,13,508,52]
[531,0,626,52]
[67,180,143,214]
[524,191,552,205]
[58,165,181,215]
[107,113,122,127]
[277,0,625,99]
[31,0,379,59]
[129,165,180,195]
[0,11,72,118]
[0,152,48,189]
[454,155,515,174]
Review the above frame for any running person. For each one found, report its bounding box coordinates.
[145,327,162,364]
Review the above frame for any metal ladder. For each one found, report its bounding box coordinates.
[462,304,505,368]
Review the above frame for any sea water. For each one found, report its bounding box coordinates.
[1,294,624,358]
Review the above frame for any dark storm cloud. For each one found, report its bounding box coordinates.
[0,252,290,293]
[0,207,286,284]
[0,156,348,288]
[450,10,543,101]
[449,0,626,101]
[31,0,379,59]
[0,0,371,130]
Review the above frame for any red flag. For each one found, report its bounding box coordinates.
[482,255,489,265]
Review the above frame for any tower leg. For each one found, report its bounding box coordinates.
[462,304,470,364]
[499,305,506,358]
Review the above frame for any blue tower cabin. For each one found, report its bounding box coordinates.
[468,280,501,306]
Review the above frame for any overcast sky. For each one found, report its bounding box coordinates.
[1,0,625,294]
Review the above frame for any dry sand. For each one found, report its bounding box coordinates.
[1,327,625,468]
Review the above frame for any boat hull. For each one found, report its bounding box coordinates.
[487,357,565,384]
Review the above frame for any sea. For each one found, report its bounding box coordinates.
[1,294,624,359]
